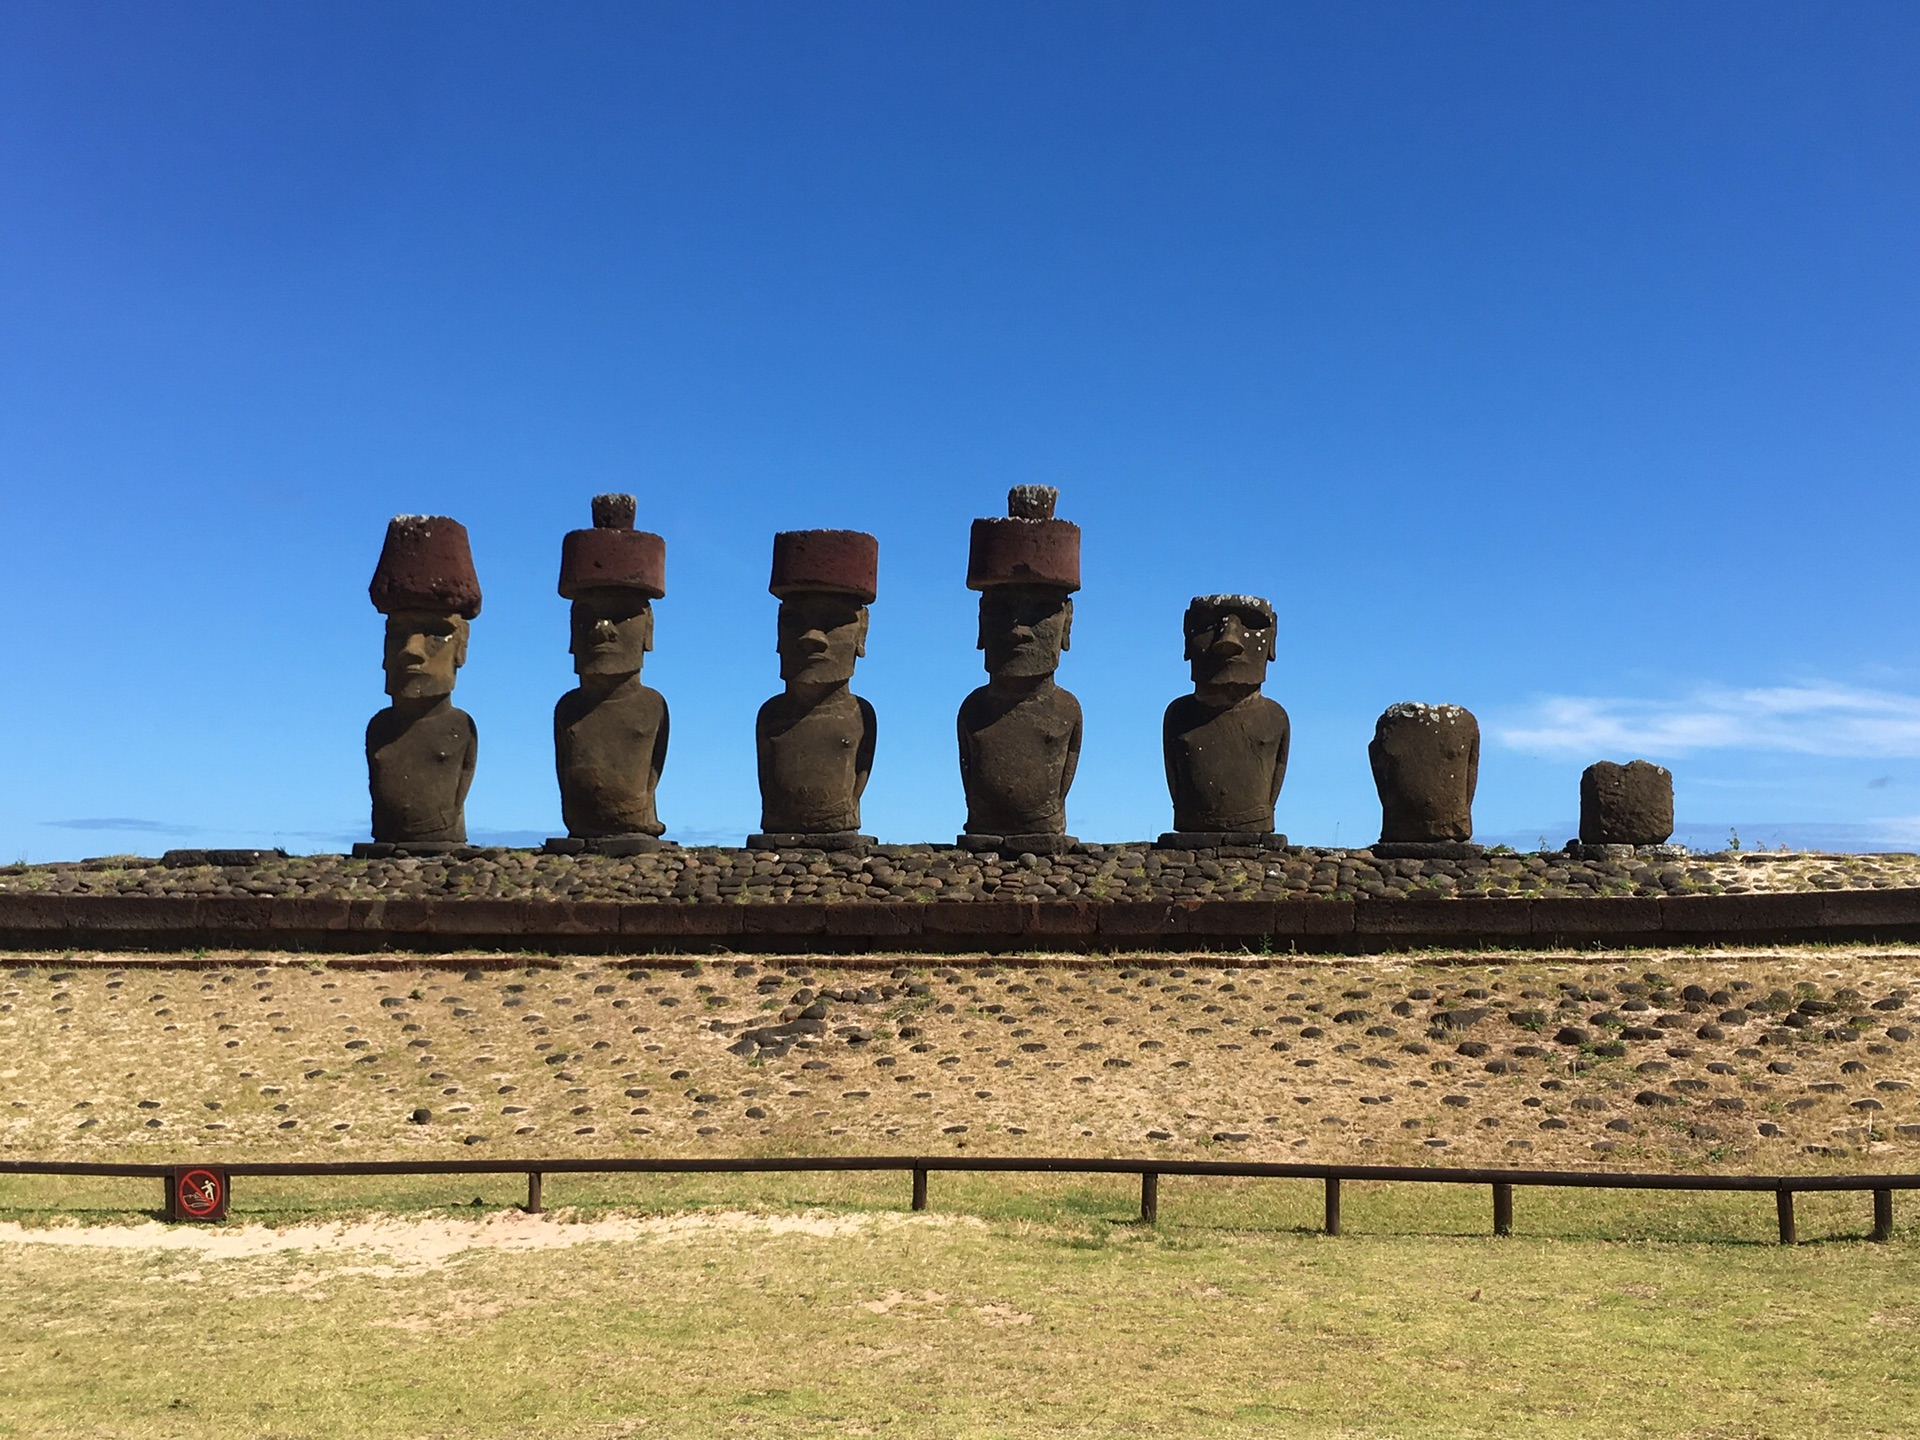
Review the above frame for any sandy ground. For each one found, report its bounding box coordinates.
[0,1206,952,1267]
[2,947,1917,1173]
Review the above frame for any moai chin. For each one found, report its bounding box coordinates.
[1369,703,1482,858]
[956,485,1083,854]
[545,494,673,856]
[360,515,482,855]
[1158,594,1291,848]
[749,530,879,852]
[1572,759,1678,857]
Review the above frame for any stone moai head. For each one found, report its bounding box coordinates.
[369,515,481,700]
[1369,703,1480,844]
[771,529,877,685]
[969,485,1080,679]
[1580,760,1674,846]
[559,493,665,678]
[1184,594,1276,689]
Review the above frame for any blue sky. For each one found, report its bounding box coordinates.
[3,2,1918,860]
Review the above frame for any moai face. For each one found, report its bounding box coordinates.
[777,592,868,685]
[1185,597,1276,689]
[383,610,469,700]
[569,590,654,677]
[978,583,1073,679]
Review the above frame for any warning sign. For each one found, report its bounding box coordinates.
[167,1167,229,1222]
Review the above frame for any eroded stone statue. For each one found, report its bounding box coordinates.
[1369,703,1481,857]
[546,494,672,855]
[1579,760,1675,848]
[750,530,879,850]
[1159,594,1290,847]
[956,486,1082,853]
[362,515,481,853]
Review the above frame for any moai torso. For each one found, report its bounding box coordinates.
[957,680,1082,836]
[1163,693,1290,833]
[1369,704,1479,843]
[757,689,876,835]
[555,679,669,838]
[367,702,477,844]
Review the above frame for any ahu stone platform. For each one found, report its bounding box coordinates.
[3,846,1920,955]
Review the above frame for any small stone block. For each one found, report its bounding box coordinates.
[161,849,288,868]
[746,832,876,853]
[1155,832,1287,850]
[955,833,1080,856]
[1368,842,1485,860]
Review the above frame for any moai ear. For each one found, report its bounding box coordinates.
[853,606,869,660]
[1059,597,1073,653]
[641,603,655,655]
[976,595,989,652]
[452,616,471,669]
[1263,627,1277,663]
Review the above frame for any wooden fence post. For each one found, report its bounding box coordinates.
[1139,1171,1159,1225]
[1493,1183,1514,1237]
[1872,1188,1894,1243]
[525,1171,544,1215]
[1324,1177,1341,1236]
[911,1166,928,1213]
[1775,1189,1796,1246]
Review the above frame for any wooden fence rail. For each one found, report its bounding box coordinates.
[1,1157,1913,1243]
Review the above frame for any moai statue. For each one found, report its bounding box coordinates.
[360,515,481,856]
[1572,760,1678,856]
[1369,703,1482,858]
[1158,594,1291,848]
[749,530,879,851]
[543,494,673,856]
[956,486,1083,854]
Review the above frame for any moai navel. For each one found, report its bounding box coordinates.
[544,494,673,856]
[1569,759,1680,858]
[1369,703,1482,858]
[749,530,879,852]
[1158,594,1290,849]
[956,486,1083,855]
[359,515,482,856]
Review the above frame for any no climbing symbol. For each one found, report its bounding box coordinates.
[167,1166,229,1222]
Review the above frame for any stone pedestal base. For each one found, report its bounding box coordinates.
[161,849,288,868]
[1155,832,1287,851]
[956,833,1079,856]
[540,835,677,857]
[1370,841,1484,860]
[747,832,876,853]
[1564,841,1689,861]
[352,841,476,860]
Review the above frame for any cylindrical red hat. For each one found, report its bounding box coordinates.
[369,515,482,618]
[966,485,1080,591]
[558,493,666,600]
[770,529,878,602]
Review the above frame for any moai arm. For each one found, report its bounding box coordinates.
[853,695,877,804]
[457,716,478,813]
[650,695,671,802]
[1269,707,1291,814]
[1059,694,1083,802]
[1161,701,1181,812]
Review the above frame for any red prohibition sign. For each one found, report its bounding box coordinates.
[175,1168,225,1219]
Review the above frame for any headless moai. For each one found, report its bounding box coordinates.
[956,486,1083,854]
[1369,703,1482,858]
[361,515,481,854]
[545,494,672,855]
[1159,594,1291,847]
[750,530,879,850]
[1574,760,1677,854]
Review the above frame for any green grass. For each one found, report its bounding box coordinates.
[0,1180,1915,1438]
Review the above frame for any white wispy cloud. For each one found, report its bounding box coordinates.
[1495,684,1920,759]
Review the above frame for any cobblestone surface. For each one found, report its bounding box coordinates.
[2,846,1916,904]
[3,949,1916,1170]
